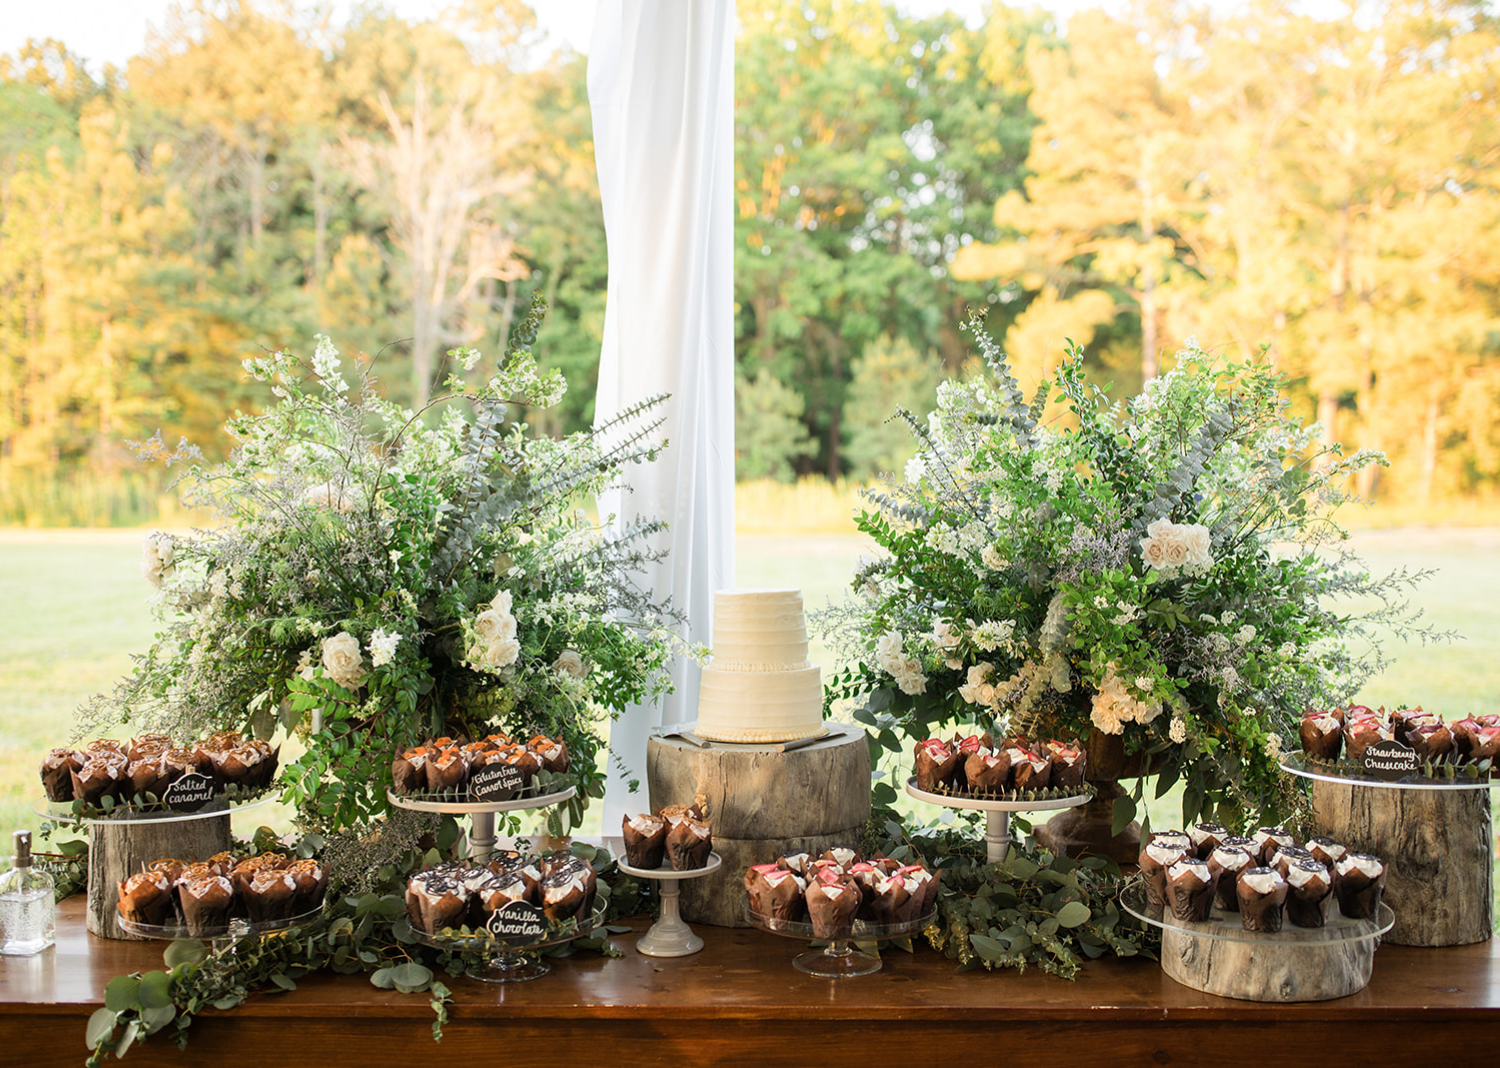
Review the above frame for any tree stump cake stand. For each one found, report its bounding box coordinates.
[1284,756,1496,947]
[646,722,871,928]
[36,797,273,941]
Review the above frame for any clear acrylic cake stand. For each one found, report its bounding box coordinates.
[904,778,1091,863]
[614,852,722,957]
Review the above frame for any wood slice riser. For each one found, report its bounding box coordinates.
[1310,779,1493,947]
[646,724,871,840]
[86,813,232,940]
[1160,928,1376,1002]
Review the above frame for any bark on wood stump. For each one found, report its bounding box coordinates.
[1310,779,1493,946]
[86,809,232,940]
[647,722,870,928]
[1161,928,1377,1002]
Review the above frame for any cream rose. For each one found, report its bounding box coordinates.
[475,608,517,642]
[321,631,368,689]
[484,637,521,670]
[141,531,175,587]
[553,649,586,678]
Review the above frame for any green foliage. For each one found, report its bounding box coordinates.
[864,820,1151,978]
[83,837,636,1064]
[76,298,685,836]
[824,316,1451,829]
[734,368,815,482]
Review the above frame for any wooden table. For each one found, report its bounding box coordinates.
[2,895,1496,1067]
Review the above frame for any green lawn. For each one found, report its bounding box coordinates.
[4,529,1497,900]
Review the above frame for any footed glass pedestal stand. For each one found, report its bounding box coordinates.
[615,853,722,957]
[117,905,325,955]
[411,900,606,984]
[744,907,935,978]
[904,779,1090,863]
[386,785,575,857]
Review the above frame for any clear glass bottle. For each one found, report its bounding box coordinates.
[0,830,56,955]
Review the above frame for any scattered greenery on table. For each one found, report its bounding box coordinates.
[866,819,1153,979]
[83,825,641,1066]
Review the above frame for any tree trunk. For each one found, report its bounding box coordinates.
[647,723,870,927]
[1311,778,1492,946]
[87,811,232,940]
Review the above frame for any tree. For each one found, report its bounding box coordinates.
[952,5,1199,391]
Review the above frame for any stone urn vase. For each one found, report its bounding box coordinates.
[1033,730,1146,864]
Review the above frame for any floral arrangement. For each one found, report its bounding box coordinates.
[825,315,1441,829]
[80,295,683,834]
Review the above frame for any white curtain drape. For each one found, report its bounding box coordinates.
[589,0,736,825]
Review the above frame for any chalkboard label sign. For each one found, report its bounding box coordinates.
[470,763,525,802]
[486,900,545,944]
[1363,739,1420,781]
[163,772,218,812]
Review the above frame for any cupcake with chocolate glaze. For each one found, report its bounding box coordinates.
[1188,823,1229,860]
[1237,867,1289,933]
[1270,844,1316,880]
[1252,827,1295,867]
[1165,857,1217,921]
[1334,853,1386,920]
[1305,836,1346,871]
[1285,859,1334,928]
[1206,845,1254,911]
[540,857,597,924]
[1139,837,1189,907]
[406,871,469,935]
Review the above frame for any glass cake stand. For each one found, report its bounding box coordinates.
[34,792,275,826]
[117,903,325,951]
[411,898,607,983]
[615,851,722,957]
[744,906,936,978]
[386,784,576,857]
[904,778,1091,863]
[1120,880,1395,1002]
[1119,881,1395,945]
[1280,753,1498,791]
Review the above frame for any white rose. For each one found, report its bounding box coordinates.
[1180,524,1212,569]
[141,531,175,588]
[553,649,587,678]
[475,608,516,641]
[484,637,521,670]
[1160,533,1190,568]
[321,631,368,689]
[490,589,514,616]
